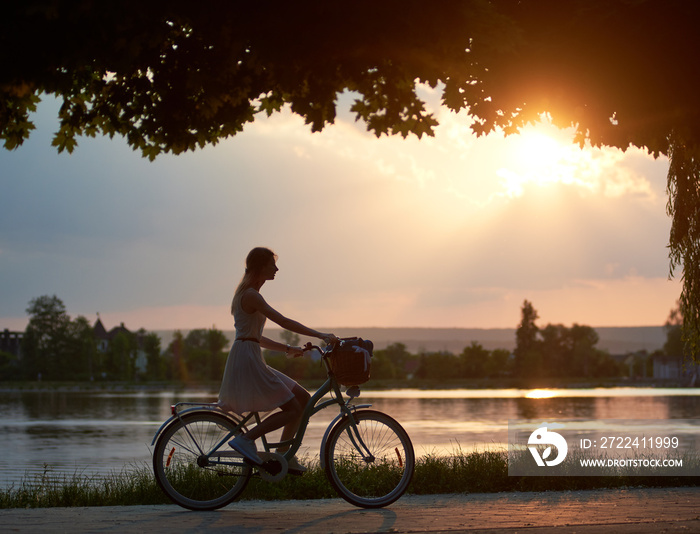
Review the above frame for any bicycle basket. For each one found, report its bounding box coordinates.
[329,338,374,386]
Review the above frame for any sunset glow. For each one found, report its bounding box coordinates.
[0,98,679,331]
[525,389,560,399]
[499,129,580,197]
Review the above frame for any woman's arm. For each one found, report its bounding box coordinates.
[259,336,304,357]
[242,289,336,344]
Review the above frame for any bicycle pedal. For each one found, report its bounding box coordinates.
[256,452,288,483]
[262,460,282,475]
[241,457,261,467]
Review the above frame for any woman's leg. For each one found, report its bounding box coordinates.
[243,385,309,443]
[277,385,311,452]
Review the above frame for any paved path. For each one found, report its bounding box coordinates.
[2,487,698,533]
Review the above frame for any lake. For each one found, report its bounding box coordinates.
[1,387,698,488]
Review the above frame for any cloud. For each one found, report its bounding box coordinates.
[0,97,680,332]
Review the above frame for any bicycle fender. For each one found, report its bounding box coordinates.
[319,404,372,460]
[150,406,232,446]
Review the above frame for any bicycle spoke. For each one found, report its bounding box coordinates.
[153,411,251,511]
[324,410,414,508]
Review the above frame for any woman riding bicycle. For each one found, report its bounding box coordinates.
[219,247,337,473]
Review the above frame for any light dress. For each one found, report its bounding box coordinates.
[218,288,297,414]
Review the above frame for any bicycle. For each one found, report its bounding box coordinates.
[151,337,415,511]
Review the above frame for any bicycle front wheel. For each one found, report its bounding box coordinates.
[323,410,414,508]
[152,411,251,511]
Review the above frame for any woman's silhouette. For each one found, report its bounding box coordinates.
[219,247,336,473]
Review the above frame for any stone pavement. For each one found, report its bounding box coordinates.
[1,486,698,533]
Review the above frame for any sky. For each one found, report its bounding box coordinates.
[0,86,681,333]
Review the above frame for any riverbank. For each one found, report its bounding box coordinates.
[1,376,694,393]
[2,450,698,510]
[1,487,698,533]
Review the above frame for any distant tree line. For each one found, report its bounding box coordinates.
[0,295,165,381]
[0,295,235,384]
[264,333,515,383]
[0,295,686,385]
[513,300,625,379]
[162,329,228,383]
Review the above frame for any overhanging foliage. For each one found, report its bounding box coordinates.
[2,1,699,357]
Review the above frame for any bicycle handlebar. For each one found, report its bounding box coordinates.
[302,336,358,356]
[301,341,329,355]
[286,341,330,360]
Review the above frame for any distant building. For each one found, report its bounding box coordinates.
[94,318,132,351]
[93,318,148,374]
[0,329,23,357]
[652,352,699,385]
[93,318,109,353]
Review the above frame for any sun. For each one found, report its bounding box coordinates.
[497,122,594,198]
[517,129,563,168]
[525,389,559,399]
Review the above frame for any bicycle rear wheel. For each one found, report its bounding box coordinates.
[323,410,414,508]
[153,411,251,511]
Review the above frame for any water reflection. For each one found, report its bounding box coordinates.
[1,388,697,487]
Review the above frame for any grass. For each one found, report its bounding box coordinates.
[0,463,167,509]
[2,451,698,509]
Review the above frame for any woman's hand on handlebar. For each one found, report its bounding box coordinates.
[286,345,305,358]
[320,333,338,346]
[288,341,325,358]
[288,337,336,359]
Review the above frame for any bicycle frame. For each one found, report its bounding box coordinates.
[151,342,374,471]
[261,374,372,461]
